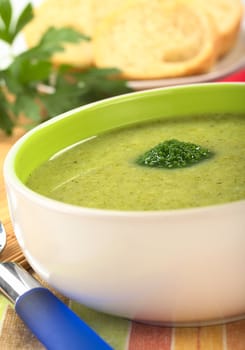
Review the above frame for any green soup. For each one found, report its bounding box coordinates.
[26,114,245,211]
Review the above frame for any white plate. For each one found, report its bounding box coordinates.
[128,21,245,90]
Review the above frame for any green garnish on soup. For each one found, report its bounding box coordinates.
[136,139,213,169]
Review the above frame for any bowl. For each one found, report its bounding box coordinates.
[4,83,245,326]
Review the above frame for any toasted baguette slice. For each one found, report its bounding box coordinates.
[23,0,93,67]
[92,0,126,26]
[93,0,218,79]
[197,0,243,56]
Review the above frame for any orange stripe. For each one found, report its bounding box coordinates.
[128,322,172,350]
[226,320,245,350]
[199,325,224,350]
[173,327,199,350]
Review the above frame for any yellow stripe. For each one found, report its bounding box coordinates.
[173,327,198,350]
[200,325,224,350]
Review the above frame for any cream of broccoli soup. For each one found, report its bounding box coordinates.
[26,114,245,211]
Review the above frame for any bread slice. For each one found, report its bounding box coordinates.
[23,0,93,67]
[93,0,218,79]
[23,0,243,77]
[196,0,243,56]
[92,0,126,26]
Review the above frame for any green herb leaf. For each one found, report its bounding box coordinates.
[1,70,24,94]
[0,89,13,134]
[10,59,52,84]
[38,76,83,119]
[0,1,33,44]
[36,27,90,59]
[0,0,12,31]
[76,67,131,103]
[0,0,12,42]
[0,1,132,135]
[13,95,41,122]
[0,27,9,42]
[12,3,33,40]
[136,139,213,169]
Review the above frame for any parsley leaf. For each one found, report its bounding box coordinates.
[0,0,12,32]
[0,88,13,134]
[13,3,33,40]
[0,0,131,135]
[0,1,33,44]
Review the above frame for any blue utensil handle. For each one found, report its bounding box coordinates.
[15,287,113,350]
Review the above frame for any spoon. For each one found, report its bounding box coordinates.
[0,221,7,254]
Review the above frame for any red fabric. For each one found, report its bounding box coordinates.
[217,68,245,82]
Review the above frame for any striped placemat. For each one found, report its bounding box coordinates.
[1,293,245,350]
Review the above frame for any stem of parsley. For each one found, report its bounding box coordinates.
[0,0,131,135]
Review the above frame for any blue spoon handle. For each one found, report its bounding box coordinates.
[16,287,113,350]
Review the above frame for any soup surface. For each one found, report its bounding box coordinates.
[26,114,245,211]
